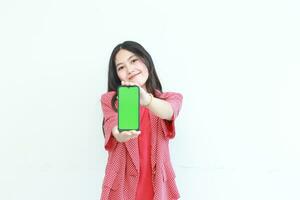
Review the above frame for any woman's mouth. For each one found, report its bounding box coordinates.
[129,72,141,80]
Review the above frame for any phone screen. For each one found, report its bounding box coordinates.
[118,86,140,131]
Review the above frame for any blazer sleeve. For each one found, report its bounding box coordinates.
[159,92,183,139]
[100,92,118,151]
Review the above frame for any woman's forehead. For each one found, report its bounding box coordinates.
[115,49,136,63]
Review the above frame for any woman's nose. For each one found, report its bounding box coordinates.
[127,65,135,74]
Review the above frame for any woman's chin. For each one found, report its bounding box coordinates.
[133,80,144,87]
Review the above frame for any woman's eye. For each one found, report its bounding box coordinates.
[117,66,124,71]
[131,59,138,63]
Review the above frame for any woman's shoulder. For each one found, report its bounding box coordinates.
[154,90,183,99]
[100,91,117,103]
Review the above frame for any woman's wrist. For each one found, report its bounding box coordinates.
[144,93,153,107]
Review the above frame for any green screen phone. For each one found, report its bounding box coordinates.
[118,86,140,132]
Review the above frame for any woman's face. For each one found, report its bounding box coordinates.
[115,49,149,89]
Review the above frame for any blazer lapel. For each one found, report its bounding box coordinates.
[149,111,157,172]
[124,138,139,172]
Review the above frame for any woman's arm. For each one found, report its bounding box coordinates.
[145,94,174,120]
[120,81,176,121]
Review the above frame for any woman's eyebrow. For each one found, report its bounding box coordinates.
[116,55,136,67]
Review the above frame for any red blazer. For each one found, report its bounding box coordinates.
[100,90,183,200]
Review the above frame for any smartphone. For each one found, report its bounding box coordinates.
[118,86,140,132]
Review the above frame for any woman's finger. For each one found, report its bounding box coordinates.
[121,81,129,86]
[119,130,140,141]
[130,82,141,88]
[130,130,141,138]
[126,130,140,139]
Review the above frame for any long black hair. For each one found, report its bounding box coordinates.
[102,41,163,134]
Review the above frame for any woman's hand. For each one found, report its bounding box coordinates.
[112,125,141,142]
[121,81,152,106]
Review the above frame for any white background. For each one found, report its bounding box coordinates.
[0,0,300,199]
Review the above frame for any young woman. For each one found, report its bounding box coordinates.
[100,41,183,200]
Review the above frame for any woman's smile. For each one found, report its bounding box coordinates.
[129,72,141,80]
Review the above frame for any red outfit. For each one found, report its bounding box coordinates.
[136,106,154,200]
[100,90,183,200]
